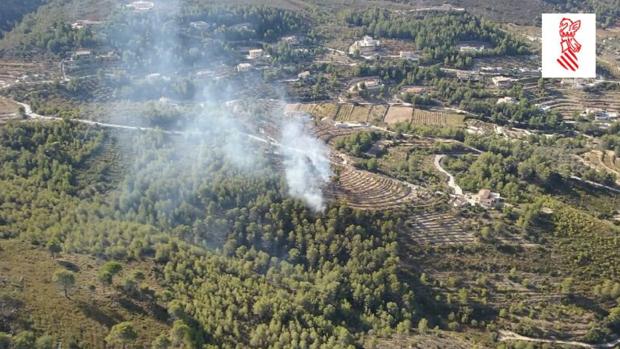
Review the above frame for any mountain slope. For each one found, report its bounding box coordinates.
[0,0,46,38]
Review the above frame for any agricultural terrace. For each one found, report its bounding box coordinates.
[580,150,620,185]
[285,102,466,127]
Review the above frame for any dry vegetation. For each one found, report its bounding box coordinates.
[384,105,413,125]
[0,239,168,347]
[0,96,19,123]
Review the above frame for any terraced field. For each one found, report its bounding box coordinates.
[334,103,355,121]
[411,109,465,127]
[531,85,620,120]
[581,150,620,184]
[335,104,372,122]
[326,166,418,210]
[312,102,339,119]
[0,60,56,89]
[405,210,475,245]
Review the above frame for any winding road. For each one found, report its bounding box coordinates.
[433,154,463,196]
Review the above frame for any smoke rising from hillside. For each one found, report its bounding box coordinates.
[102,0,332,213]
[280,119,332,212]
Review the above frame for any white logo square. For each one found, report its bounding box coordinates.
[542,13,596,78]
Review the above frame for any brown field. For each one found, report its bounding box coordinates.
[0,239,168,348]
[368,105,388,124]
[313,103,339,119]
[411,109,465,127]
[384,106,413,125]
[349,105,372,122]
[0,61,57,89]
[0,96,20,123]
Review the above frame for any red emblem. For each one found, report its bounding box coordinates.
[557,17,581,71]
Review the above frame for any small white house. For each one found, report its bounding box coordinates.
[360,36,380,47]
[127,1,154,11]
[492,76,516,88]
[459,44,485,53]
[190,21,210,31]
[247,49,264,59]
[236,63,252,72]
[71,50,92,61]
[349,36,381,55]
[474,189,502,209]
[496,96,516,105]
[350,79,382,92]
[71,20,102,30]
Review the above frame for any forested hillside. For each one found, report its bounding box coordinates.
[0,122,417,348]
[0,0,45,38]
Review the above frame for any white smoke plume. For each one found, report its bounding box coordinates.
[96,0,334,213]
[280,118,332,212]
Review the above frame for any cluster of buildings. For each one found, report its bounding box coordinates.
[235,48,270,72]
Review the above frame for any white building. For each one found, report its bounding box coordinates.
[190,21,210,31]
[71,50,92,61]
[236,63,252,72]
[127,1,154,11]
[351,79,382,92]
[71,20,102,30]
[492,76,516,88]
[349,36,381,55]
[496,96,516,105]
[247,49,264,59]
[474,189,502,209]
[459,44,485,53]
